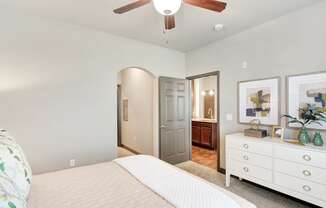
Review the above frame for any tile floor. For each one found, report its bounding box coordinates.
[192,145,217,170]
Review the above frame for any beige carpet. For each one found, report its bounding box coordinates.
[116,148,315,208]
[176,161,316,208]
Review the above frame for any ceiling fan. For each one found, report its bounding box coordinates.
[113,0,227,30]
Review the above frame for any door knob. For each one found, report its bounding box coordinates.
[160,125,167,129]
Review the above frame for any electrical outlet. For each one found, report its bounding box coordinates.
[242,61,248,69]
[69,159,76,167]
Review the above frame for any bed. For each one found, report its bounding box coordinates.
[28,155,256,208]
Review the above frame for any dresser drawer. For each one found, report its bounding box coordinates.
[229,148,273,170]
[229,159,272,182]
[274,159,326,185]
[228,138,272,157]
[274,146,326,169]
[274,172,326,201]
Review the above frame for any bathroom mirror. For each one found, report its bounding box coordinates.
[203,90,215,119]
[192,75,217,120]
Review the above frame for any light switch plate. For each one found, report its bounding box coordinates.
[69,159,76,167]
[226,113,233,121]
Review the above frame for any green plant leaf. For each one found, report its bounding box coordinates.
[282,115,295,119]
[8,202,16,208]
[0,162,5,172]
[311,121,323,126]
[315,112,326,118]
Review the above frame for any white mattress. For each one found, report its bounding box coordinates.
[28,156,256,208]
[115,155,256,208]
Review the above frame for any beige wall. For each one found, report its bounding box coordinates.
[0,9,186,174]
[186,1,326,169]
[119,68,154,155]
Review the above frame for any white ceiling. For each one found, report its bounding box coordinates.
[1,0,320,52]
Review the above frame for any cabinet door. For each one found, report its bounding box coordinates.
[192,126,201,143]
[201,127,212,147]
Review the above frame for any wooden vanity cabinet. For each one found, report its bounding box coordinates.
[192,121,218,149]
[192,121,202,144]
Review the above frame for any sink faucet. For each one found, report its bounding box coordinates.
[208,108,213,119]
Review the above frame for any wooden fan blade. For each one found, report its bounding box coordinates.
[113,0,151,14]
[184,0,227,12]
[164,15,176,30]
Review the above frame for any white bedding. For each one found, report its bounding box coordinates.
[115,155,256,208]
[28,162,174,208]
[28,155,255,208]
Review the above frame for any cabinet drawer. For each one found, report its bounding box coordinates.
[229,159,272,182]
[274,159,326,185]
[274,146,326,169]
[201,122,212,128]
[274,172,326,201]
[229,148,272,170]
[228,138,272,157]
[192,121,201,127]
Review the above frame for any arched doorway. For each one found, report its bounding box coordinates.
[117,67,156,156]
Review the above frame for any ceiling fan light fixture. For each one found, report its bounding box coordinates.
[153,0,182,15]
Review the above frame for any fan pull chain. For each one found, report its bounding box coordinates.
[163,27,169,45]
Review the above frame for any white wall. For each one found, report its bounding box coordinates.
[119,68,154,155]
[0,9,186,174]
[186,1,326,168]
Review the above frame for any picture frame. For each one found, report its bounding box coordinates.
[282,128,300,144]
[238,77,280,126]
[271,126,284,139]
[287,71,326,131]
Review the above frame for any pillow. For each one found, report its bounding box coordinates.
[0,177,27,208]
[0,129,32,201]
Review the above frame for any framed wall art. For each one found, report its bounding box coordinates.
[287,71,326,130]
[238,77,280,126]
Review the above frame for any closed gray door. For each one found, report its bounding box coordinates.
[159,77,190,164]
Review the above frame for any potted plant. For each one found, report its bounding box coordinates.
[283,104,326,145]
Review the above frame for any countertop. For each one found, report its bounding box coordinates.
[192,118,218,123]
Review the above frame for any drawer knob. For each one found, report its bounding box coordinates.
[302,170,311,177]
[243,155,249,160]
[243,144,249,149]
[243,167,249,172]
[302,154,311,161]
[303,185,311,192]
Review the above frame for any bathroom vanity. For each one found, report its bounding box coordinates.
[192,119,218,150]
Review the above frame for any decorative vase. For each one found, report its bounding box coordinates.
[298,128,310,145]
[313,132,324,146]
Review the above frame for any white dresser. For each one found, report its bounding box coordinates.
[226,133,326,207]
